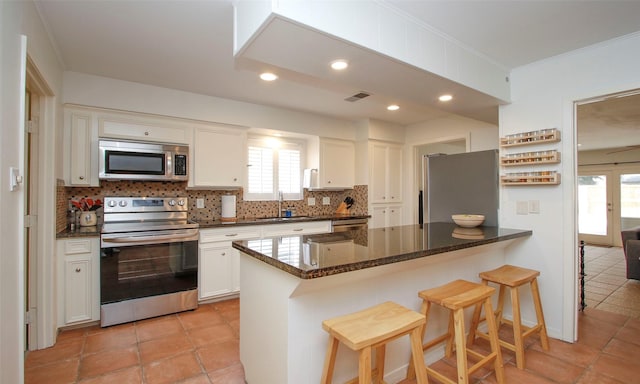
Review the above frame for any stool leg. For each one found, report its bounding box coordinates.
[531,278,550,351]
[374,345,385,384]
[358,345,372,384]
[452,308,469,384]
[511,285,525,370]
[321,335,339,384]
[484,298,505,384]
[495,283,506,327]
[445,311,456,358]
[406,301,430,381]
[467,300,484,346]
[409,326,430,384]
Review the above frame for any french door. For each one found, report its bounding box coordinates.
[579,168,640,246]
[578,171,613,245]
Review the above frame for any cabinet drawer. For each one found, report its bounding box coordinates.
[99,118,190,144]
[261,221,331,237]
[200,226,261,243]
[64,239,93,255]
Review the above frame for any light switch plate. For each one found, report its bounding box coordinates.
[529,200,540,214]
[196,198,205,209]
[516,201,529,215]
[307,197,316,206]
[322,197,330,205]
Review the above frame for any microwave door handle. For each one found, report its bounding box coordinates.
[103,232,197,244]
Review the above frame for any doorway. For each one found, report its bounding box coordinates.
[413,136,468,223]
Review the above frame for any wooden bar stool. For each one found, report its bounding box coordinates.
[407,279,504,384]
[321,301,429,384]
[467,264,550,370]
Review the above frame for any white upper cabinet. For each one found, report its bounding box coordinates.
[64,107,99,186]
[97,113,191,144]
[190,125,247,188]
[307,137,355,190]
[370,141,403,203]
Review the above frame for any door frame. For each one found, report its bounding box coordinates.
[25,56,58,349]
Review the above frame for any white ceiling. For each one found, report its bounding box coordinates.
[34,0,640,149]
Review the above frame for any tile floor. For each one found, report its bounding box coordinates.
[25,299,244,384]
[583,245,640,318]
[25,248,640,383]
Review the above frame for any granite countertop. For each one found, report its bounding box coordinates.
[56,215,370,238]
[195,214,370,229]
[57,225,102,239]
[232,222,532,279]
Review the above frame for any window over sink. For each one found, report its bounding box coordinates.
[246,136,303,201]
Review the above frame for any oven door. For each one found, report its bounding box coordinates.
[100,229,198,305]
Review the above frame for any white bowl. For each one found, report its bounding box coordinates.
[452,214,485,228]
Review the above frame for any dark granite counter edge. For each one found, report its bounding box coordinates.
[56,215,371,238]
[233,229,532,280]
[195,214,370,229]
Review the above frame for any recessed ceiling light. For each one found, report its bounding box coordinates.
[387,104,400,111]
[330,60,349,70]
[260,72,278,81]
[439,94,453,102]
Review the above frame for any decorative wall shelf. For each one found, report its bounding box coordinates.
[500,128,560,147]
[500,150,560,166]
[501,171,561,186]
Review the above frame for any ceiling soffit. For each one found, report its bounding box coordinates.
[233,1,510,125]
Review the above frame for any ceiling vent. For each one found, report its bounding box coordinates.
[344,92,371,102]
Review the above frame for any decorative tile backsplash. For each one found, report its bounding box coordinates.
[56,180,368,232]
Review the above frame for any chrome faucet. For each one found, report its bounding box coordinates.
[278,191,283,218]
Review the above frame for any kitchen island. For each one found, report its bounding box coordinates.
[233,223,531,384]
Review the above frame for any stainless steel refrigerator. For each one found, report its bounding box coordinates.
[419,149,499,226]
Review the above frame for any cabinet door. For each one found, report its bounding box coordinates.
[199,243,234,300]
[67,110,99,186]
[370,143,388,203]
[387,205,403,227]
[387,145,403,203]
[64,258,92,324]
[371,206,387,229]
[192,126,246,188]
[320,139,354,189]
[99,118,190,144]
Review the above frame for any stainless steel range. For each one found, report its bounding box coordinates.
[100,196,199,327]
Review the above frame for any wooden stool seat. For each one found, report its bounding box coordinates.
[321,301,429,384]
[407,280,504,384]
[468,264,550,370]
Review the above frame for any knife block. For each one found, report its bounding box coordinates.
[335,202,349,215]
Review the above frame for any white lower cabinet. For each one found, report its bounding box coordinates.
[198,226,261,301]
[198,221,331,301]
[199,243,236,299]
[371,205,403,228]
[56,238,100,327]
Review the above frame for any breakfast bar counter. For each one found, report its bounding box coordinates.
[233,223,531,384]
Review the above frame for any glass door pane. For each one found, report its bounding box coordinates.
[578,173,613,244]
[621,173,640,230]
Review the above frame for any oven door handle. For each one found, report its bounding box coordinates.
[102,231,198,244]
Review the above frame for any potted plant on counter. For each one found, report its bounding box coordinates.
[71,198,102,227]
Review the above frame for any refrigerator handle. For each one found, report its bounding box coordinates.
[418,190,424,225]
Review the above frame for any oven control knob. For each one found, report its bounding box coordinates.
[177,199,185,206]
[119,200,127,207]
[108,200,117,208]
[168,199,176,206]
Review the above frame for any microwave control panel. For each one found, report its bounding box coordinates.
[174,154,187,176]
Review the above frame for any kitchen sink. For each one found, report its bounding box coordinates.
[254,216,310,222]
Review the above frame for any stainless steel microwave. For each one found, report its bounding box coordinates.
[99,139,188,181]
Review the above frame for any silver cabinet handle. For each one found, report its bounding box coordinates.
[225,233,238,237]
[79,176,85,180]
[293,228,303,232]
[75,268,81,273]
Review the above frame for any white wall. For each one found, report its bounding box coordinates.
[1,1,64,383]
[501,32,640,341]
[403,114,499,224]
[63,71,358,141]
